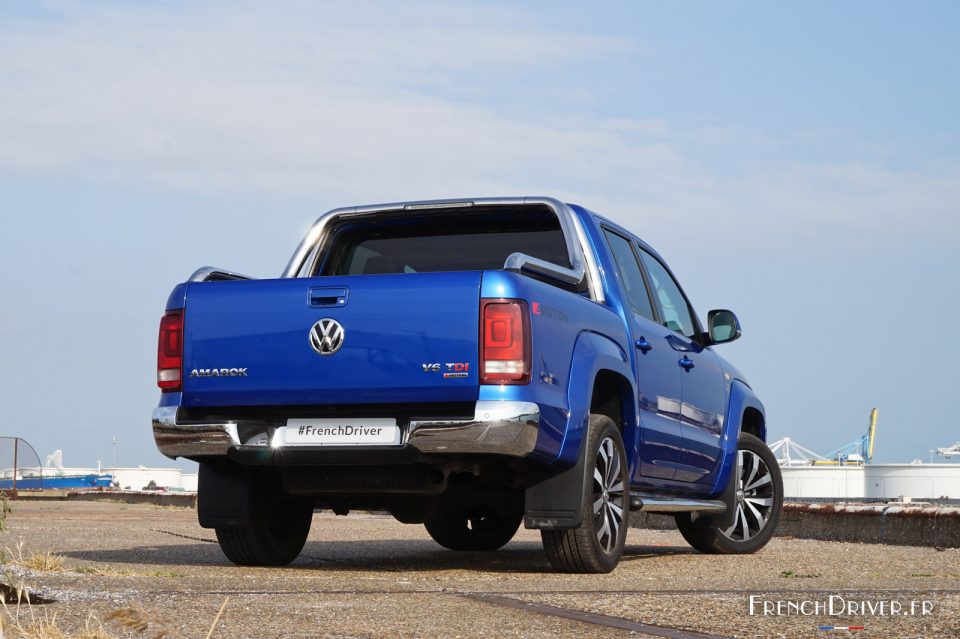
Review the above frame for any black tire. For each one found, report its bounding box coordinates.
[676,432,783,554]
[541,414,629,573]
[215,493,314,566]
[424,500,523,551]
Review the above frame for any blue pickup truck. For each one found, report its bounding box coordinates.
[152,197,782,573]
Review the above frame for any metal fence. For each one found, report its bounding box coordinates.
[0,437,43,491]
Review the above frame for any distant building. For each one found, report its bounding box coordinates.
[782,464,960,500]
[104,466,197,492]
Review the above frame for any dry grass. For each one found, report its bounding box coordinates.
[0,602,172,639]
[143,571,180,579]
[15,553,64,573]
[103,609,153,634]
[70,565,182,579]
[7,618,118,639]
[1,601,118,639]
[0,538,207,638]
[0,494,12,532]
[3,541,178,578]
[68,566,119,576]
[5,542,65,573]
[203,597,229,639]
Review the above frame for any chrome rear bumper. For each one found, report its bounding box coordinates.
[152,401,540,460]
[152,407,240,458]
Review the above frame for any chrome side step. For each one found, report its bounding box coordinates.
[630,495,727,514]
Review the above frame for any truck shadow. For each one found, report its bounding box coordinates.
[62,541,694,574]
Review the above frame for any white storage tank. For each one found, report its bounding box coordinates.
[781,464,960,500]
[179,473,198,492]
[105,466,183,491]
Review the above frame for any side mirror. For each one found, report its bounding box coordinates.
[707,309,741,345]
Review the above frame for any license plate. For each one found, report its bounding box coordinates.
[277,418,401,446]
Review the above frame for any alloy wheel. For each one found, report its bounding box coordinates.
[592,436,626,552]
[721,449,775,542]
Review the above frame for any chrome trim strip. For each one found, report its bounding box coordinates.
[472,400,540,423]
[502,197,587,289]
[189,266,255,282]
[281,205,357,278]
[501,253,581,286]
[151,407,240,458]
[566,207,605,303]
[152,406,177,426]
[631,496,727,513]
[279,196,603,302]
[407,400,540,456]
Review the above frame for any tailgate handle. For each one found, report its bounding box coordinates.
[309,286,348,307]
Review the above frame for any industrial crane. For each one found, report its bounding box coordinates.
[813,408,878,466]
[769,437,827,466]
[937,442,960,458]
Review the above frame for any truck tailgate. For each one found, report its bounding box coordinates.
[180,272,481,408]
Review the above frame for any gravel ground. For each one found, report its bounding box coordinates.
[1,500,958,638]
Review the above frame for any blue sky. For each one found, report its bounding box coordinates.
[1,1,958,470]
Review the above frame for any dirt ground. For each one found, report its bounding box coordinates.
[1,500,958,638]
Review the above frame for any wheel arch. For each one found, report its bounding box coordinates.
[740,406,766,442]
[525,331,635,531]
[709,380,767,497]
[589,369,636,437]
[727,380,766,442]
[557,330,635,466]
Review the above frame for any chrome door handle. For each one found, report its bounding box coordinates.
[678,356,695,371]
[635,337,653,354]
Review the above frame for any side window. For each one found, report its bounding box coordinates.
[603,230,657,322]
[637,249,697,338]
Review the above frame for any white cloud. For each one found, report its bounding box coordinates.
[1,0,957,246]
[0,2,630,189]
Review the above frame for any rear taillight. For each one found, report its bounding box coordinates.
[480,300,530,385]
[157,309,184,391]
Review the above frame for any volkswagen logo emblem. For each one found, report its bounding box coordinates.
[309,318,344,355]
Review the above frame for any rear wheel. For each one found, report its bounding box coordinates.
[676,432,782,554]
[541,414,628,573]
[215,488,313,566]
[424,500,523,551]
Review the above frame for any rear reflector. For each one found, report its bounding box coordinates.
[157,309,184,391]
[480,300,530,385]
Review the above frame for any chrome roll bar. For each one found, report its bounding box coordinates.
[279,196,604,302]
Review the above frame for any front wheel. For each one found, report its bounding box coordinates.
[676,432,782,554]
[541,414,629,573]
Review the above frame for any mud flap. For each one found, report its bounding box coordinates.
[689,460,738,529]
[198,463,251,529]
[523,442,588,530]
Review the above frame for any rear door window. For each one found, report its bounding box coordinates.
[603,229,657,322]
